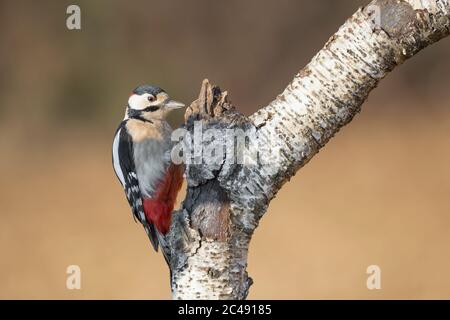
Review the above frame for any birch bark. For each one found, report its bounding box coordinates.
[160,0,450,299]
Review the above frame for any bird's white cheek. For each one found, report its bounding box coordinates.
[128,94,150,110]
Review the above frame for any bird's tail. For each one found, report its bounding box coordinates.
[143,223,159,251]
[143,199,173,266]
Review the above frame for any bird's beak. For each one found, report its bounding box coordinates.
[164,99,185,110]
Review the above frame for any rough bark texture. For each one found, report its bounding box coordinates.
[160,0,450,299]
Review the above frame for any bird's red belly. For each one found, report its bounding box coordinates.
[143,164,183,234]
[143,199,171,234]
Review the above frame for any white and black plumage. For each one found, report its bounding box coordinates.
[112,85,185,251]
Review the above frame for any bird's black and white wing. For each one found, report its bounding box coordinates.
[112,121,159,251]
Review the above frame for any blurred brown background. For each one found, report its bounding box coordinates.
[1,0,450,299]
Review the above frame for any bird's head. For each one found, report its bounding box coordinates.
[126,85,185,121]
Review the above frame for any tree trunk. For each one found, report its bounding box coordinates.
[160,0,450,299]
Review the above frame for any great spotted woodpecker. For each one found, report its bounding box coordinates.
[112,85,185,251]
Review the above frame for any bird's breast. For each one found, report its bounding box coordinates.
[126,119,167,142]
[126,120,173,198]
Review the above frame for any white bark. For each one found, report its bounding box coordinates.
[160,0,450,299]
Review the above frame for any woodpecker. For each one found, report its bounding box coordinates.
[112,85,185,251]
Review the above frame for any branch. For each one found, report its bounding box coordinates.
[161,0,450,299]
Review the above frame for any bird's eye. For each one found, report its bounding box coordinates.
[148,95,156,102]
